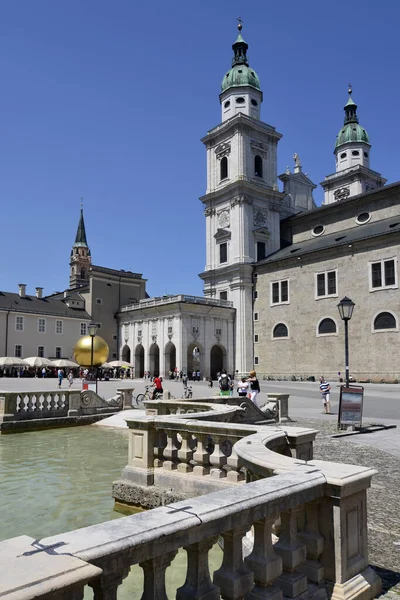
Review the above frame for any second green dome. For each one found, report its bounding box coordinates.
[221,63,261,93]
[335,122,370,149]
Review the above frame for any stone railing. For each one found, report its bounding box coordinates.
[0,389,122,432]
[0,428,381,600]
[112,409,319,508]
[120,293,234,312]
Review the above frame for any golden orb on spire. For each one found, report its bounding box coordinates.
[237,16,243,31]
[348,83,352,96]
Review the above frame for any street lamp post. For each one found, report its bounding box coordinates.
[88,322,98,393]
[337,296,355,387]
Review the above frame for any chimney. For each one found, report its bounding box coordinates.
[35,287,43,299]
[18,284,26,298]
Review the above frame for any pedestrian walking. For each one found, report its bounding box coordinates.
[237,376,249,397]
[57,369,63,388]
[319,376,331,414]
[67,371,74,388]
[247,370,260,406]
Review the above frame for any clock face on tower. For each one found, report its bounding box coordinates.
[218,209,230,228]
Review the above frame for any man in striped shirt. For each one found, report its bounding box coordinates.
[319,376,331,414]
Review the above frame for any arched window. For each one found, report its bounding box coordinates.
[254,155,263,178]
[318,318,337,335]
[273,323,288,338]
[373,312,396,330]
[220,156,228,180]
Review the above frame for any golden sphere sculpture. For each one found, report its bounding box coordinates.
[73,335,109,367]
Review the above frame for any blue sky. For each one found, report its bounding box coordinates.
[1,1,400,298]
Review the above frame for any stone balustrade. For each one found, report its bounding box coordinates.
[112,410,319,508]
[0,389,122,433]
[0,450,381,600]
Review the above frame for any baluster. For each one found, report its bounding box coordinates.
[57,393,64,410]
[298,500,324,585]
[43,394,51,411]
[177,431,194,473]
[36,394,44,412]
[26,394,34,412]
[227,442,245,482]
[213,527,254,599]
[177,536,220,600]
[274,507,307,598]
[209,435,227,479]
[193,433,211,476]
[140,550,177,599]
[49,393,57,411]
[163,429,179,470]
[154,430,167,467]
[245,516,283,600]
[89,565,130,600]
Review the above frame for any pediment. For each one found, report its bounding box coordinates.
[214,228,231,241]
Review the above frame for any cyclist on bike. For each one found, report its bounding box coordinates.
[152,375,163,399]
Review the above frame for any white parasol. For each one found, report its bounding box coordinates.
[51,359,80,368]
[23,357,54,368]
[0,357,28,367]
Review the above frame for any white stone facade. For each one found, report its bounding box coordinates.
[118,295,235,378]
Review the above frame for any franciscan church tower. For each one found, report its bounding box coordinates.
[69,207,91,288]
[199,22,291,373]
[322,87,386,204]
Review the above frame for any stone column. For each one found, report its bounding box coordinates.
[140,550,178,599]
[245,516,283,600]
[213,528,254,599]
[121,418,156,486]
[274,507,307,598]
[177,537,220,600]
[193,433,211,476]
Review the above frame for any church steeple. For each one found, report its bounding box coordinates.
[69,205,91,288]
[220,22,262,122]
[74,208,88,248]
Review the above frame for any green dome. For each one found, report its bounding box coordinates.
[335,92,370,149]
[221,64,261,93]
[335,122,370,149]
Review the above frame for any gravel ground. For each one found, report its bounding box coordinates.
[289,418,400,596]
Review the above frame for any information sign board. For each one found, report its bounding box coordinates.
[338,385,364,429]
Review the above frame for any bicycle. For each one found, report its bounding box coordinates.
[181,385,193,399]
[134,385,163,408]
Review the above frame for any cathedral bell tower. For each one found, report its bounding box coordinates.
[69,207,91,288]
[199,22,285,374]
[322,87,386,205]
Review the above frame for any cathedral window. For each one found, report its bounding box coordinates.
[356,212,371,225]
[318,318,337,336]
[312,225,325,236]
[364,152,369,158]
[316,270,337,298]
[272,323,288,338]
[220,291,228,300]
[370,258,397,290]
[254,155,263,178]
[224,100,230,108]
[271,280,289,305]
[236,97,245,104]
[373,312,397,331]
[257,241,266,261]
[352,150,360,156]
[340,152,347,159]
[219,242,227,264]
[220,156,228,180]
[251,99,258,106]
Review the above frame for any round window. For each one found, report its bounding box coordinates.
[352,150,360,156]
[356,212,371,225]
[236,97,245,104]
[224,100,230,108]
[312,225,325,237]
[251,99,258,106]
[364,152,369,158]
[340,152,347,159]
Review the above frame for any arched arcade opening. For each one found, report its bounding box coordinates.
[134,344,144,378]
[164,341,176,377]
[210,344,226,379]
[187,343,202,380]
[149,343,160,377]
[121,345,131,363]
